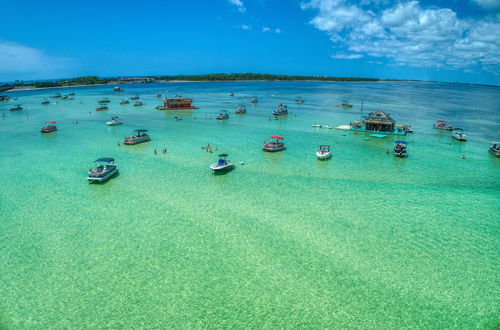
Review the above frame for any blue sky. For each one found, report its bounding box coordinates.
[0,0,499,85]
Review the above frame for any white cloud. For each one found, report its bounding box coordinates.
[262,26,271,32]
[228,0,246,13]
[471,0,500,10]
[237,24,251,30]
[0,40,74,80]
[301,0,500,74]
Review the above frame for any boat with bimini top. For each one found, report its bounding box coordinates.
[124,129,150,145]
[216,111,229,120]
[263,136,286,152]
[41,121,57,133]
[316,145,332,159]
[433,120,453,131]
[96,105,108,111]
[106,117,123,126]
[210,154,235,173]
[451,128,467,141]
[273,103,288,116]
[394,141,407,158]
[87,158,118,183]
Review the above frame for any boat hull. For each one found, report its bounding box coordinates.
[41,127,57,133]
[263,146,286,152]
[210,163,235,172]
[106,121,122,126]
[124,136,150,145]
[452,133,467,141]
[87,169,119,182]
[316,151,332,159]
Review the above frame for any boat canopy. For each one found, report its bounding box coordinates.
[135,129,148,132]
[270,136,284,139]
[218,153,228,157]
[46,120,56,123]
[436,120,447,122]
[94,157,114,163]
[395,140,407,144]
[453,127,464,131]
[320,145,330,148]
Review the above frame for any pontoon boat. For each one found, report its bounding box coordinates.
[41,121,57,133]
[433,120,453,131]
[263,136,286,152]
[273,103,288,116]
[87,158,118,182]
[124,129,150,145]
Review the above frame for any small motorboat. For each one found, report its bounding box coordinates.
[130,95,140,100]
[124,129,150,145]
[228,92,234,96]
[263,136,286,152]
[273,103,288,116]
[316,145,332,160]
[216,111,229,120]
[68,92,75,96]
[210,153,235,173]
[41,121,57,133]
[235,105,246,114]
[113,86,123,92]
[433,120,453,131]
[341,100,353,108]
[106,117,123,126]
[9,104,22,111]
[405,125,413,133]
[251,97,258,104]
[394,141,408,158]
[156,92,162,98]
[98,98,110,104]
[87,158,119,183]
[296,97,305,104]
[489,142,500,157]
[50,93,61,98]
[120,99,129,105]
[96,105,108,111]
[133,101,143,107]
[451,128,467,141]
[41,100,50,105]
[63,95,74,100]
[0,95,11,101]
[174,116,183,121]
[312,124,322,128]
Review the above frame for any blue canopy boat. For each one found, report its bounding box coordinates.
[87,158,119,182]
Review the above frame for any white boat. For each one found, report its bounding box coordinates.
[124,129,150,145]
[394,141,407,158]
[106,117,123,126]
[489,142,500,157]
[316,145,332,159]
[263,136,286,152]
[216,111,229,120]
[452,128,467,141]
[87,158,118,182]
[235,105,246,114]
[210,154,234,173]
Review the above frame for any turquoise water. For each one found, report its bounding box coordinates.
[1,81,499,328]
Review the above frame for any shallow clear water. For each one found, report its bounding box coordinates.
[1,81,499,328]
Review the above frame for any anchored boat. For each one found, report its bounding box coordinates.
[216,111,229,120]
[41,121,57,133]
[235,105,246,114]
[87,158,118,183]
[210,154,234,173]
[263,136,286,152]
[98,98,110,104]
[9,104,22,111]
[451,128,467,141]
[157,97,198,110]
[489,142,500,157]
[120,99,129,105]
[296,97,305,104]
[394,141,407,158]
[273,103,288,116]
[96,105,108,111]
[316,145,332,160]
[133,101,143,107]
[251,97,258,104]
[124,129,150,145]
[433,120,453,131]
[106,117,123,126]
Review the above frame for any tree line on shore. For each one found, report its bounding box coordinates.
[1,73,379,90]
